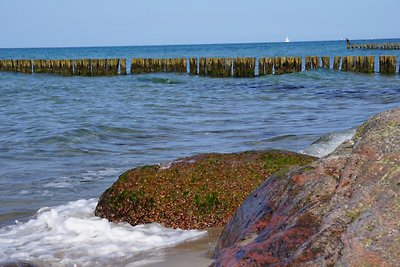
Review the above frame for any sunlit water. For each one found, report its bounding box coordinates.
[0,39,400,266]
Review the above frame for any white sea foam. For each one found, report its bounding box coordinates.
[301,128,356,158]
[0,199,206,266]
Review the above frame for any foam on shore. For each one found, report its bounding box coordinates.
[0,199,206,266]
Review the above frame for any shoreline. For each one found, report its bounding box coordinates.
[129,228,222,267]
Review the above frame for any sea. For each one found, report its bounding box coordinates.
[0,39,400,266]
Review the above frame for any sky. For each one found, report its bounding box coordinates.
[1,0,399,48]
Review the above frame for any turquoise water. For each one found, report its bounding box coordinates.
[0,39,400,265]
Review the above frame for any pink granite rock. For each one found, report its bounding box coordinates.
[213,108,400,266]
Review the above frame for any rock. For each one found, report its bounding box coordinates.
[0,262,37,267]
[212,108,400,266]
[95,150,315,229]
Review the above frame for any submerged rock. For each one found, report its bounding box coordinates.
[212,108,400,266]
[95,150,315,229]
[0,262,37,267]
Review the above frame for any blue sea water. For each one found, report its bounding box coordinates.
[0,39,400,266]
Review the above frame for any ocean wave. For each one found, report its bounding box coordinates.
[0,199,206,267]
[137,76,184,84]
[301,128,356,158]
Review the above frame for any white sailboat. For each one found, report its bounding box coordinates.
[285,36,290,43]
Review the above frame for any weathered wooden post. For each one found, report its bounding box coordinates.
[259,57,274,75]
[286,57,294,73]
[294,57,302,72]
[147,59,154,73]
[273,57,283,75]
[119,59,127,75]
[131,58,146,74]
[9,60,16,72]
[165,58,173,72]
[205,58,229,77]
[233,58,242,77]
[365,56,374,73]
[144,59,151,73]
[106,58,119,75]
[45,60,53,74]
[0,60,6,71]
[14,59,23,72]
[312,56,320,69]
[321,56,330,69]
[233,57,255,77]
[248,58,256,77]
[137,58,145,73]
[189,58,197,75]
[91,59,101,76]
[55,59,73,76]
[2,60,9,71]
[198,58,206,76]
[342,56,355,72]
[224,58,232,77]
[130,59,137,74]
[75,59,91,76]
[265,58,273,74]
[355,56,364,72]
[159,59,166,72]
[379,55,397,74]
[179,58,187,73]
[215,58,222,77]
[15,60,21,73]
[258,58,266,76]
[348,56,355,72]
[33,60,42,73]
[157,58,163,72]
[3,60,10,71]
[18,60,32,74]
[305,56,312,70]
[305,56,319,70]
[341,56,347,71]
[205,58,213,76]
[15,60,22,73]
[156,58,164,72]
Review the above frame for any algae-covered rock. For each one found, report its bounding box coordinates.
[212,108,400,266]
[95,150,315,229]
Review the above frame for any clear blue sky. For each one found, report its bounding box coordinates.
[1,0,399,48]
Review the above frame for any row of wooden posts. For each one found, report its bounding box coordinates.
[129,56,398,76]
[347,43,400,50]
[0,59,127,76]
[0,56,399,77]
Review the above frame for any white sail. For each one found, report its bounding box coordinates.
[285,36,290,43]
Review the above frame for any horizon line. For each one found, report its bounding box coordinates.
[0,37,399,50]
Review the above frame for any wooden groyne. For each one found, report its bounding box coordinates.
[1,55,400,77]
[0,58,126,76]
[347,43,400,50]
[379,56,397,74]
[272,57,302,75]
[131,58,187,74]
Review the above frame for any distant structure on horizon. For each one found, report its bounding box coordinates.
[285,36,290,43]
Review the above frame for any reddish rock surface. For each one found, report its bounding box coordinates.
[212,108,400,266]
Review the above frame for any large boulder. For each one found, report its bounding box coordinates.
[212,108,400,266]
[95,150,315,229]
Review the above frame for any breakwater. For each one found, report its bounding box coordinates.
[0,56,399,77]
[347,43,400,50]
[0,58,126,76]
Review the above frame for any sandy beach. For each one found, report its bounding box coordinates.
[127,228,222,267]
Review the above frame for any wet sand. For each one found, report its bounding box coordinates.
[125,228,222,267]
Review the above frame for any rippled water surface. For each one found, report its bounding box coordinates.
[0,40,400,265]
